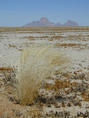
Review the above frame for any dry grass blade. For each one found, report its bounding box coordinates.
[16,45,69,105]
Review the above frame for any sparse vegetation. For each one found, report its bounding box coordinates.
[0,26,89,32]
[48,35,64,41]
[0,28,89,117]
[24,35,49,40]
[55,43,87,47]
[16,45,68,105]
[24,36,35,40]
[9,44,17,48]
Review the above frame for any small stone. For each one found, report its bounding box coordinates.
[73,101,81,106]
[61,102,65,107]
[67,102,72,107]
[9,96,15,102]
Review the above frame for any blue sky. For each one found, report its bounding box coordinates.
[0,0,89,26]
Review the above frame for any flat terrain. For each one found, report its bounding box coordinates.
[0,27,89,118]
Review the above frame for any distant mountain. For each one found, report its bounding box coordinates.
[63,20,79,26]
[24,17,79,27]
[25,17,54,27]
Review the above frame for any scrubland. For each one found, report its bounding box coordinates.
[0,27,89,118]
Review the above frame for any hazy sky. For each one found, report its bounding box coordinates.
[0,0,89,26]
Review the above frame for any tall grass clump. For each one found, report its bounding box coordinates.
[16,45,69,105]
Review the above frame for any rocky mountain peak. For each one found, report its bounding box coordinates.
[24,17,79,27]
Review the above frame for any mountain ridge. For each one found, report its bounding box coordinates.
[24,17,79,27]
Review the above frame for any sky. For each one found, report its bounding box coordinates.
[0,0,89,26]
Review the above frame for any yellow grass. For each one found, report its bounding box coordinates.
[48,35,64,41]
[56,43,87,47]
[0,27,89,32]
[16,45,69,105]
[24,36,34,40]
[24,35,49,40]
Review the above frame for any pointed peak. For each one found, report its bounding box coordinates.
[40,17,49,22]
[24,17,79,27]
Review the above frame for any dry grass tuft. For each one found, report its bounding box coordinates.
[24,36,35,40]
[81,90,89,101]
[56,43,87,47]
[49,35,64,41]
[0,67,13,71]
[16,45,69,105]
[24,35,49,40]
[9,44,17,48]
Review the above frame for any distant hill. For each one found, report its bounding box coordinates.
[24,17,79,27]
[63,20,79,26]
[24,17,54,27]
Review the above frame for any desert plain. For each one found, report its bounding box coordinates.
[0,27,89,118]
